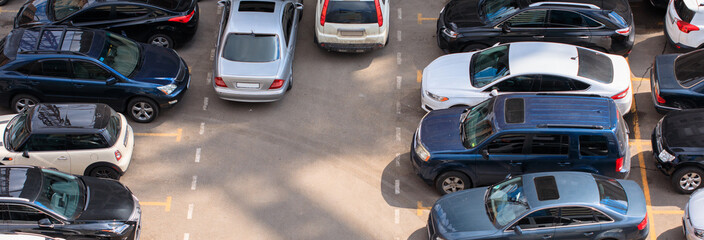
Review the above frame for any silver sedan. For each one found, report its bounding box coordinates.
[685,189,704,240]
[214,0,302,102]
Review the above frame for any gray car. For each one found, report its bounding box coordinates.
[214,0,302,102]
[685,189,704,240]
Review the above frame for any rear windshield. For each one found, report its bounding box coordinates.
[239,1,275,12]
[471,45,510,88]
[222,34,279,62]
[594,175,628,214]
[674,0,695,23]
[325,0,378,24]
[674,50,704,87]
[102,110,121,146]
[577,48,613,83]
[616,116,628,155]
[53,0,89,20]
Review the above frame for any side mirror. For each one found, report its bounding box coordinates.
[513,225,523,235]
[38,218,53,228]
[106,77,117,85]
[501,22,511,33]
[22,149,29,158]
[481,149,489,160]
[295,2,303,10]
[217,0,229,7]
[490,89,499,97]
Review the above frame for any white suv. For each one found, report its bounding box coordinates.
[0,103,134,179]
[665,0,704,49]
[315,0,389,52]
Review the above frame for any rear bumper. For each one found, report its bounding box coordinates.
[214,84,288,102]
[316,31,386,52]
[665,21,698,49]
[318,42,384,52]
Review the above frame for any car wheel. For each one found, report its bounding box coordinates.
[90,166,121,180]
[435,171,471,195]
[462,44,486,52]
[148,33,174,48]
[287,77,293,91]
[672,167,704,194]
[127,97,159,123]
[11,94,39,113]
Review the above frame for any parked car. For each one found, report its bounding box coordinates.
[0,166,141,240]
[214,0,302,102]
[665,0,704,49]
[411,94,630,195]
[0,233,65,240]
[14,0,199,48]
[427,172,649,240]
[436,0,634,55]
[0,103,134,180]
[652,109,704,194]
[315,0,390,52]
[421,42,633,115]
[0,26,190,123]
[684,189,704,240]
[651,48,704,114]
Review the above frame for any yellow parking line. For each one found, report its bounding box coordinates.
[141,196,172,212]
[632,106,656,240]
[652,210,684,215]
[632,77,649,81]
[417,13,438,24]
[134,128,182,142]
[417,70,422,83]
[0,7,18,13]
[416,201,431,216]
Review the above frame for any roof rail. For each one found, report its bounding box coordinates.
[537,124,604,129]
[17,50,88,56]
[535,93,603,98]
[528,2,600,9]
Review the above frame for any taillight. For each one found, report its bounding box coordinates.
[115,150,122,161]
[615,157,624,172]
[374,0,383,27]
[677,20,700,33]
[169,9,195,23]
[320,0,329,26]
[615,27,631,36]
[654,84,666,104]
[611,86,629,100]
[637,212,648,230]
[214,77,227,87]
[269,79,284,89]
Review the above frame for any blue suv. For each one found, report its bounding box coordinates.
[0,26,190,123]
[410,94,630,195]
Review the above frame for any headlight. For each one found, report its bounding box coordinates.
[442,28,458,39]
[415,130,431,161]
[103,222,130,234]
[658,149,675,162]
[157,84,177,95]
[426,91,449,102]
[695,229,704,238]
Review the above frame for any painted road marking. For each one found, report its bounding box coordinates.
[135,129,182,142]
[417,13,438,24]
[187,203,194,219]
[396,52,402,65]
[652,210,684,215]
[203,97,209,110]
[395,179,400,194]
[0,7,18,13]
[191,175,198,190]
[199,122,205,135]
[631,103,656,240]
[397,30,402,42]
[141,196,172,212]
[417,70,422,83]
[395,209,400,224]
[184,233,190,240]
[632,77,648,81]
[395,152,401,166]
[396,127,401,141]
[195,148,202,163]
[396,102,401,114]
[206,72,212,85]
[398,8,402,20]
[417,201,431,216]
[396,76,402,89]
[210,49,215,61]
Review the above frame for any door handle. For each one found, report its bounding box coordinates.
[578,35,589,39]
[584,232,594,236]
[558,162,572,166]
[57,156,67,161]
[533,35,545,39]
[542,235,553,239]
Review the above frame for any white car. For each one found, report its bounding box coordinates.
[315,0,389,52]
[421,42,633,116]
[665,0,704,49]
[0,103,134,179]
[684,188,704,240]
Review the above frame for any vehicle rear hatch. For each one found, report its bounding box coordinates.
[217,33,282,90]
[322,0,382,40]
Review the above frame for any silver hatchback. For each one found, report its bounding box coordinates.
[214,0,302,102]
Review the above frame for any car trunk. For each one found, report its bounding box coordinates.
[217,60,281,91]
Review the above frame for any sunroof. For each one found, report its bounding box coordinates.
[534,176,559,201]
[505,98,525,124]
[239,1,275,12]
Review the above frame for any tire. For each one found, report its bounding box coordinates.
[11,94,39,113]
[671,167,704,194]
[147,33,174,49]
[287,76,293,91]
[435,171,471,195]
[127,97,159,123]
[462,44,486,52]
[89,166,121,180]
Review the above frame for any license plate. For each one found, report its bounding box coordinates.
[236,82,260,89]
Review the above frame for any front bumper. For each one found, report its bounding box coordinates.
[410,134,436,186]
[155,74,190,109]
[652,129,676,176]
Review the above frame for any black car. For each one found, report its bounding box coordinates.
[650,49,704,114]
[652,109,704,194]
[0,166,141,239]
[0,26,190,123]
[436,0,635,55]
[14,0,199,49]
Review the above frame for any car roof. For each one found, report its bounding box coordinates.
[508,42,581,78]
[0,166,42,202]
[227,0,283,34]
[527,0,627,12]
[27,103,114,135]
[522,171,600,210]
[83,0,188,11]
[493,94,615,131]
[4,27,104,60]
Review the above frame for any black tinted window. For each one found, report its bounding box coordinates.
[572,79,590,90]
[325,1,378,24]
[37,60,71,78]
[579,135,608,156]
[577,48,613,83]
[547,10,585,27]
[594,175,628,214]
[0,204,9,221]
[675,0,695,23]
[493,75,538,92]
[538,75,573,91]
[594,211,612,222]
[530,135,569,155]
[25,134,67,151]
[71,6,112,23]
[488,134,525,154]
[72,61,112,80]
[239,1,275,12]
[114,5,150,19]
[507,10,546,27]
[68,134,109,150]
[674,50,704,87]
[558,207,598,226]
[514,208,559,230]
[7,204,54,224]
[282,3,294,46]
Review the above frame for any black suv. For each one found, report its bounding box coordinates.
[0,166,141,239]
[436,0,634,55]
[652,109,704,194]
[15,0,199,48]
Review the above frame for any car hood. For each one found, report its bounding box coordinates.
[423,52,474,96]
[77,176,135,221]
[443,0,486,28]
[689,190,704,227]
[432,187,498,237]
[217,58,281,79]
[653,54,681,90]
[15,0,52,27]
[419,107,467,152]
[131,44,183,84]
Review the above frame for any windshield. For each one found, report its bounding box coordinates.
[5,113,30,151]
[462,98,495,148]
[35,169,85,220]
[479,0,519,22]
[325,0,378,24]
[471,45,510,88]
[223,34,279,62]
[98,33,140,77]
[52,0,88,20]
[486,177,529,227]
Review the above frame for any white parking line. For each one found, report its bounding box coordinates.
[396,127,401,141]
[199,123,205,135]
[187,204,194,219]
[191,175,198,190]
[395,209,400,224]
[396,102,401,114]
[203,97,209,111]
[398,8,402,20]
[395,179,400,194]
[184,233,190,240]
[206,72,212,85]
[195,148,201,163]
[397,30,402,42]
[396,76,402,89]
[395,153,400,167]
[396,52,402,65]
[210,48,215,61]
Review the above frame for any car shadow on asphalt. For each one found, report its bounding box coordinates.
[657,225,685,240]
[380,152,440,210]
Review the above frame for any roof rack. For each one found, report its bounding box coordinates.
[535,93,603,98]
[529,2,600,9]
[537,124,604,129]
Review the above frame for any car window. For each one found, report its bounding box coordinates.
[674,0,696,23]
[488,134,525,154]
[282,3,293,46]
[594,210,613,222]
[35,169,83,220]
[0,204,9,221]
[53,0,90,20]
[594,175,628,214]
[538,75,573,91]
[674,50,704,87]
[479,0,519,22]
[7,204,60,224]
[558,207,598,226]
[16,61,37,75]
[507,10,546,28]
[103,111,122,146]
[324,0,378,24]
[0,38,8,68]
[72,61,113,80]
[571,79,590,90]
[25,134,67,151]
[577,48,613,84]
[114,5,151,19]
[222,34,279,62]
[492,75,538,92]
[471,45,510,88]
[462,98,496,148]
[513,208,559,230]
[37,60,71,78]
[530,134,568,155]
[71,6,112,23]
[579,135,608,156]
[68,134,109,150]
[486,177,529,227]
[547,10,585,28]
[60,31,94,53]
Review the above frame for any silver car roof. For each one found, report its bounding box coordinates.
[227,0,285,35]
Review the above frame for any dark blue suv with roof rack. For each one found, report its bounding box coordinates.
[0,26,190,123]
[410,93,630,195]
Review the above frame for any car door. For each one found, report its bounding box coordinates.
[68,6,115,29]
[6,204,67,238]
[535,75,581,93]
[485,75,540,93]
[9,134,71,174]
[66,134,111,175]
[523,134,571,173]
[474,134,526,186]
[23,59,75,103]
[504,208,559,240]
[499,10,548,43]
[553,207,603,240]
[106,5,155,39]
[70,60,125,107]
[544,10,592,47]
